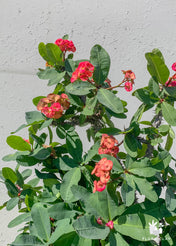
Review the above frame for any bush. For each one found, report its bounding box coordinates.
[1,35,176,245]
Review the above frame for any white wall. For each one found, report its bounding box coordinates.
[1,0,176,244]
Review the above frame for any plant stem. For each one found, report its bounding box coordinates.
[106,79,125,90]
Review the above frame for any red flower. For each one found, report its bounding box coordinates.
[97,218,103,225]
[23,139,30,144]
[99,158,113,171]
[106,220,114,229]
[165,80,176,87]
[37,93,70,119]
[71,61,94,83]
[171,62,176,72]
[55,39,76,53]
[125,82,133,92]
[122,70,136,80]
[93,180,106,193]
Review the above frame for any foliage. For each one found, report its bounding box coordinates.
[1,36,176,246]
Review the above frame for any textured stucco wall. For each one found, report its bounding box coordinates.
[1,0,176,244]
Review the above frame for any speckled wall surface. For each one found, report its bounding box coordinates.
[0,0,176,244]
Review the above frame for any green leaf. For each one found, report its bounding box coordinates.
[77,237,92,246]
[67,93,84,107]
[16,155,39,166]
[71,185,120,220]
[82,96,97,116]
[54,232,79,246]
[21,169,32,180]
[11,124,28,134]
[83,141,100,164]
[31,203,51,241]
[65,59,76,77]
[128,159,157,177]
[165,133,173,151]
[109,231,129,246]
[48,219,74,244]
[27,178,40,187]
[124,133,138,157]
[133,88,158,105]
[152,48,165,62]
[151,149,171,170]
[121,175,135,206]
[54,156,79,171]
[5,179,19,196]
[73,215,110,239]
[165,186,176,211]
[145,51,169,84]
[90,44,110,84]
[25,111,44,124]
[97,88,124,114]
[133,176,158,202]
[115,213,159,241]
[161,102,176,126]
[158,124,170,133]
[60,167,81,202]
[37,68,65,86]
[164,86,176,98]
[39,118,53,130]
[148,77,160,96]
[2,167,17,183]
[66,81,96,95]
[95,128,121,138]
[6,135,31,151]
[32,96,45,106]
[31,147,51,160]
[130,104,146,124]
[48,203,78,220]
[11,234,43,246]
[38,42,50,62]
[46,43,63,64]
[35,169,57,180]
[66,130,83,162]
[6,197,19,211]
[8,213,31,228]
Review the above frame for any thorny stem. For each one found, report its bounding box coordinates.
[106,79,125,90]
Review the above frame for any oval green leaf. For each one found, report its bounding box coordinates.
[97,88,124,114]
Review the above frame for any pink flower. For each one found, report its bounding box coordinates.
[70,61,94,83]
[23,139,30,144]
[55,39,76,53]
[99,158,113,172]
[93,180,106,193]
[172,62,176,72]
[106,221,114,229]
[100,134,118,149]
[165,80,176,87]
[41,103,63,119]
[125,82,133,92]
[97,218,103,225]
[122,70,136,80]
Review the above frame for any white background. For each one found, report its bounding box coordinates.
[1,0,176,244]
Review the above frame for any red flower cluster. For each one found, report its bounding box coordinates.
[55,38,76,53]
[98,134,119,158]
[92,157,113,193]
[122,70,136,92]
[37,93,70,119]
[70,61,94,83]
